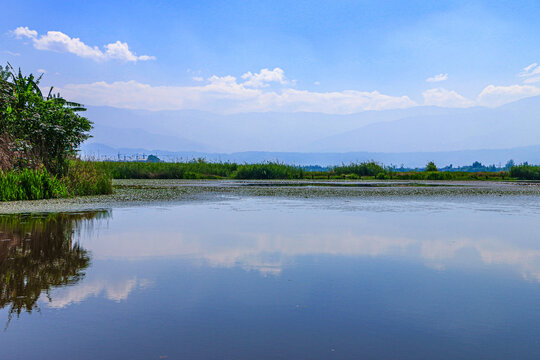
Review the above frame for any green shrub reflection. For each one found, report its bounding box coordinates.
[0,211,109,326]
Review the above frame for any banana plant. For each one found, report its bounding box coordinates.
[0,64,92,175]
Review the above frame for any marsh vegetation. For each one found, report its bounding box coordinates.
[92,160,523,182]
[0,65,112,200]
[1,65,538,203]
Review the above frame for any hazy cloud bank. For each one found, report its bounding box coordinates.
[59,68,540,113]
[59,68,417,114]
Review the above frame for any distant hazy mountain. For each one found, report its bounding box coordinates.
[311,97,540,153]
[90,124,210,152]
[84,105,463,153]
[83,95,540,154]
[81,142,540,168]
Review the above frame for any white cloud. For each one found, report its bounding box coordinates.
[4,50,20,56]
[13,26,37,39]
[523,63,538,72]
[58,69,417,114]
[12,26,155,62]
[56,63,540,113]
[241,67,288,88]
[37,68,46,74]
[477,84,540,107]
[423,88,474,108]
[519,63,540,84]
[426,73,448,82]
[103,41,155,62]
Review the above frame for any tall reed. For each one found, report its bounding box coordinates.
[509,165,540,180]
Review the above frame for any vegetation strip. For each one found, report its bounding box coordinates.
[1,65,538,202]
[92,160,534,181]
[1,65,113,201]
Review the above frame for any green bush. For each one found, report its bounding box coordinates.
[63,160,113,196]
[425,162,438,172]
[233,163,304,179]
[334,161,385,177]
[509,165,540,180]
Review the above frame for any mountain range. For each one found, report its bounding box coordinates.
[81,95,540,166]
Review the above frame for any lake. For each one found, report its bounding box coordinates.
[1,180,540,359]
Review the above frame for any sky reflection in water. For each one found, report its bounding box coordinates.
[1,196,540,359]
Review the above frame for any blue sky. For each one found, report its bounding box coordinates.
[3,0,540,113]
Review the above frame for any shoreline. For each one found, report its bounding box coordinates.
[1,179,540,214]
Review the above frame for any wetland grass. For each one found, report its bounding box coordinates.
[90,160,514,181]
[0,162,112,201]
[0,169,67,201]
[509,165,540,180]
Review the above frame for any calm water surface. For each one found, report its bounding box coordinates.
[1,190,540,359]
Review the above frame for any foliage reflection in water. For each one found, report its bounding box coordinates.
[0,211,109,326]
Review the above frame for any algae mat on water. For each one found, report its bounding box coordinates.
[1,179,540,214]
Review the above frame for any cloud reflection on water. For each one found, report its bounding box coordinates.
[81,201,540,281]
[40,277,152,308]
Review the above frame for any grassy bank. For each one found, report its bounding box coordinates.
[1,162,112,202]
[94,160,304,180]
[4,160,528,202]
[90,160,520,181]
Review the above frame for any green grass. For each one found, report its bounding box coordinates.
[1,161,113,201]
[63,160,113,196]
[0,169,67,201]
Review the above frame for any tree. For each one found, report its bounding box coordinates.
[146,154,161,163]
[0,64,9,81]
[425,161,438,172]
[505,159,515,170]
[471,161,483,168]
[0,65,92,175]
